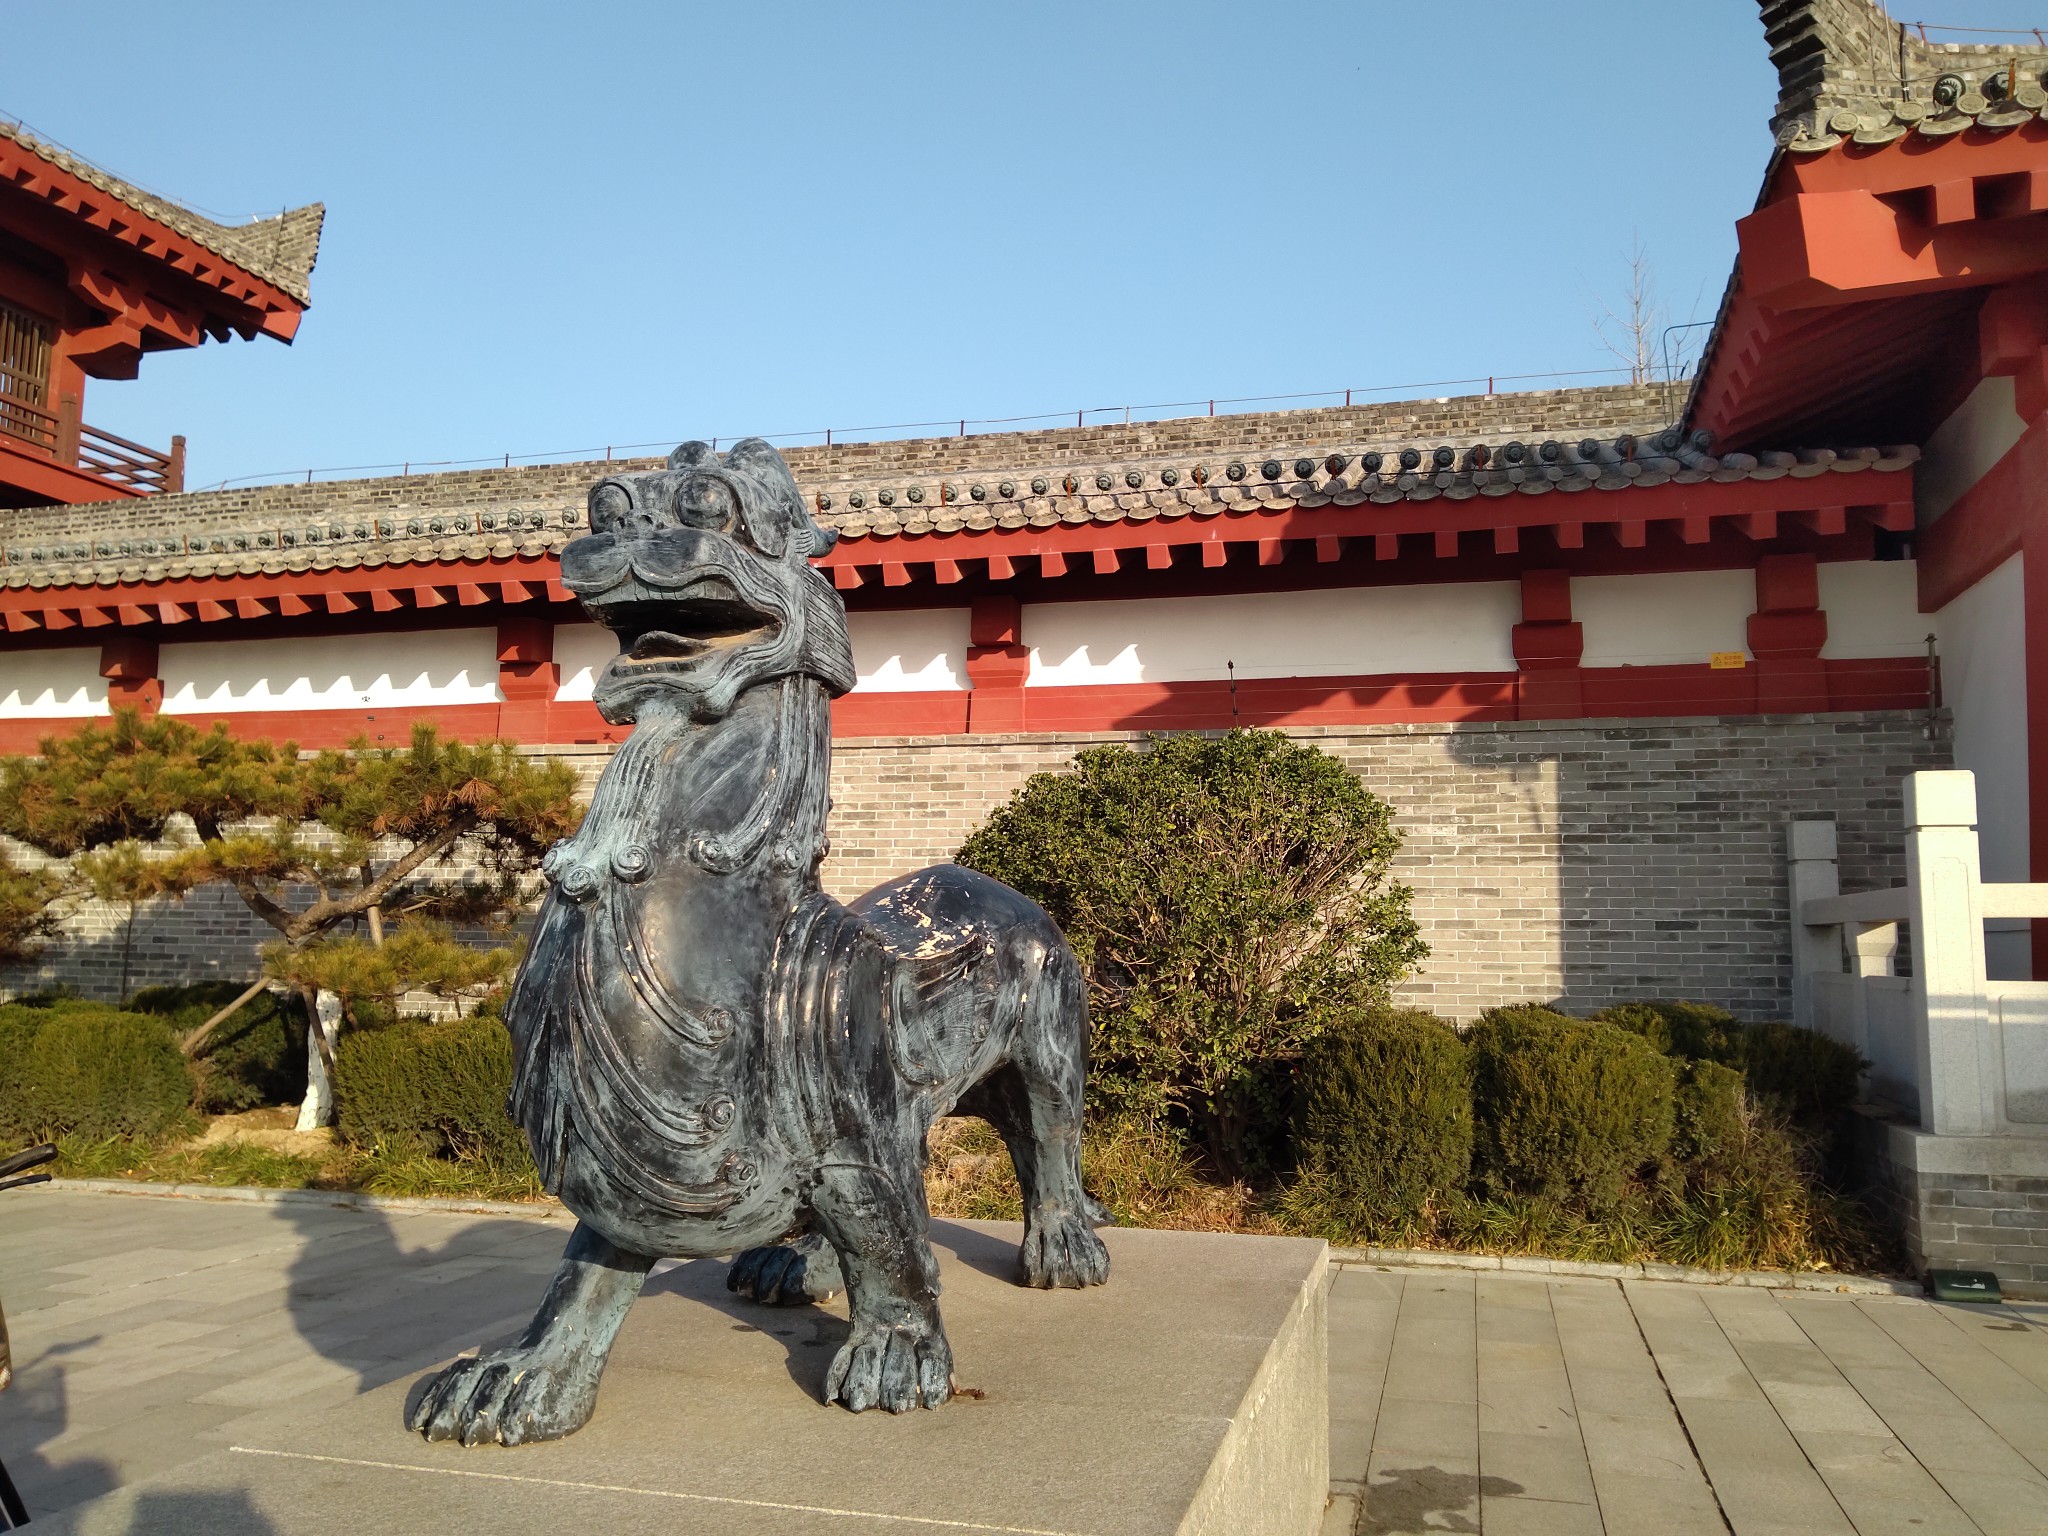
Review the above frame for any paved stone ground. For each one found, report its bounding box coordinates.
[3,1189,2047,1535]
[1325,1265,2048,1536]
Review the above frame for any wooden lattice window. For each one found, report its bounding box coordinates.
[0,299,55,449]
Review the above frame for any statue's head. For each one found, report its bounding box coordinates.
[562,438,855,724]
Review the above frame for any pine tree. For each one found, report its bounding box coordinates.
[1,712,581,1124]
[0,852,64,966]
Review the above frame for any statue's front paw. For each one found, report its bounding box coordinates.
[408,1348,598,1447]
[1020,1207,1111,1289]
[727,1235,842,1305]
[824,1322,953,1413]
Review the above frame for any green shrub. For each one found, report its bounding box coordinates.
[1290,1009,1471,1232]
[335,1013,529,1168]
[127,982,308,1112]
[1597,1000,1862,1123]
[1729,1022,1862,1121]
[955,728,1426,1176]
[1672,1060,1746,1168]
[0,1000,194,1142]
[1599,1000,1742,1060]
[1467,1005,1675,1212]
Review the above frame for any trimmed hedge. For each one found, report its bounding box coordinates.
[128,982,308,1113]
[1599,1000,1862,1121]
[1467,1005,1676,1212]
[0,999,194,1142]
[1672,1059,1746,1169]
[1295,1008,1471,1224]
[335,1014,529,1167]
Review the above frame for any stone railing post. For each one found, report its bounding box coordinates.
[1787,817,1841,1031]
[1904,770,1999,1135]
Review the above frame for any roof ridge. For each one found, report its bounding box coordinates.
[1757,0,2048,149]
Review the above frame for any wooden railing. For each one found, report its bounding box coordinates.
[76,422,184,494]
[0,394,184,494]
[0,392,58,454]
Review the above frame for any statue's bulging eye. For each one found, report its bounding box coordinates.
[589,482,633,532]
[675,475,739,535]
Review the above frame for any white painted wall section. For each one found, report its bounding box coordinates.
[1919,375,2027,525]
[559,611,970,699]
[1818,560,1927,658]
[1575,570,1754,667]
[1023,585,1522,686]
[1933,554,2030,978]
[0,647,109,718]
[160,629,503,714]
[846,609,967,692]
[553,623,617,703]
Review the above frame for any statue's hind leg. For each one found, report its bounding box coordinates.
[408,1221,653,1446]
[963,962,1110,1290]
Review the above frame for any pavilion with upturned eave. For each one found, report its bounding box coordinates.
[0,119,321,508]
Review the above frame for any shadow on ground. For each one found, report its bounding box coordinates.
[1361,1467,1526,1535]
[0,1339,119,1524]
[113,1489,278,1535]
[264,1197,565,1398]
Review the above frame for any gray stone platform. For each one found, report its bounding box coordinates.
[2,1189,1325,1535]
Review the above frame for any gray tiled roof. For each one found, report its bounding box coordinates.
[1,121,322,304]
[813,436,1920,543]
[0,432,1919,593]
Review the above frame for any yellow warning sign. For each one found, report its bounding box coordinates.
[1709,652,1747,670]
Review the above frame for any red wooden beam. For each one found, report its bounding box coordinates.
[1739,189,2048,310]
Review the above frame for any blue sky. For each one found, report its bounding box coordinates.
[6,2,2046,489]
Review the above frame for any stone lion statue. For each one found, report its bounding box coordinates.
[407,439,1109,1446]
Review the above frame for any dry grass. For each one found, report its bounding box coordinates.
[56,1108,1892,1278]
[923,1116,1274,1234]
[53,1114,548,1204]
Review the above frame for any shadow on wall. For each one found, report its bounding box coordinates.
[0,885,273,1005]
[1439,713,1949,1019]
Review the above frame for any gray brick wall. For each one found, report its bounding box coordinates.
[4,708,1948,1025]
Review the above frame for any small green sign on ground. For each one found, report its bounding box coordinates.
[1929,1268,2003,1304]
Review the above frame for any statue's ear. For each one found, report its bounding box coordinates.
[722,437,796,489]
[667,441,715,471]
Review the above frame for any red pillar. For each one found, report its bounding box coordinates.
[1512,569,1583,718]
[964,595,1028,733]
[497,617,558,741]
[99,635,159,715]
[1750,553,1830,713]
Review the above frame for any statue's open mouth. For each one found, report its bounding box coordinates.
[589,575,783,672]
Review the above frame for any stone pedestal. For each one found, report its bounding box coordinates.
[36,1220,1328,1536]
[1855,1109,2048,1297]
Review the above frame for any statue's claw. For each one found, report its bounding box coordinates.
[824,1322,953,1413]
[1020,1208,1111,1290]
[408,1348,599,1447]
